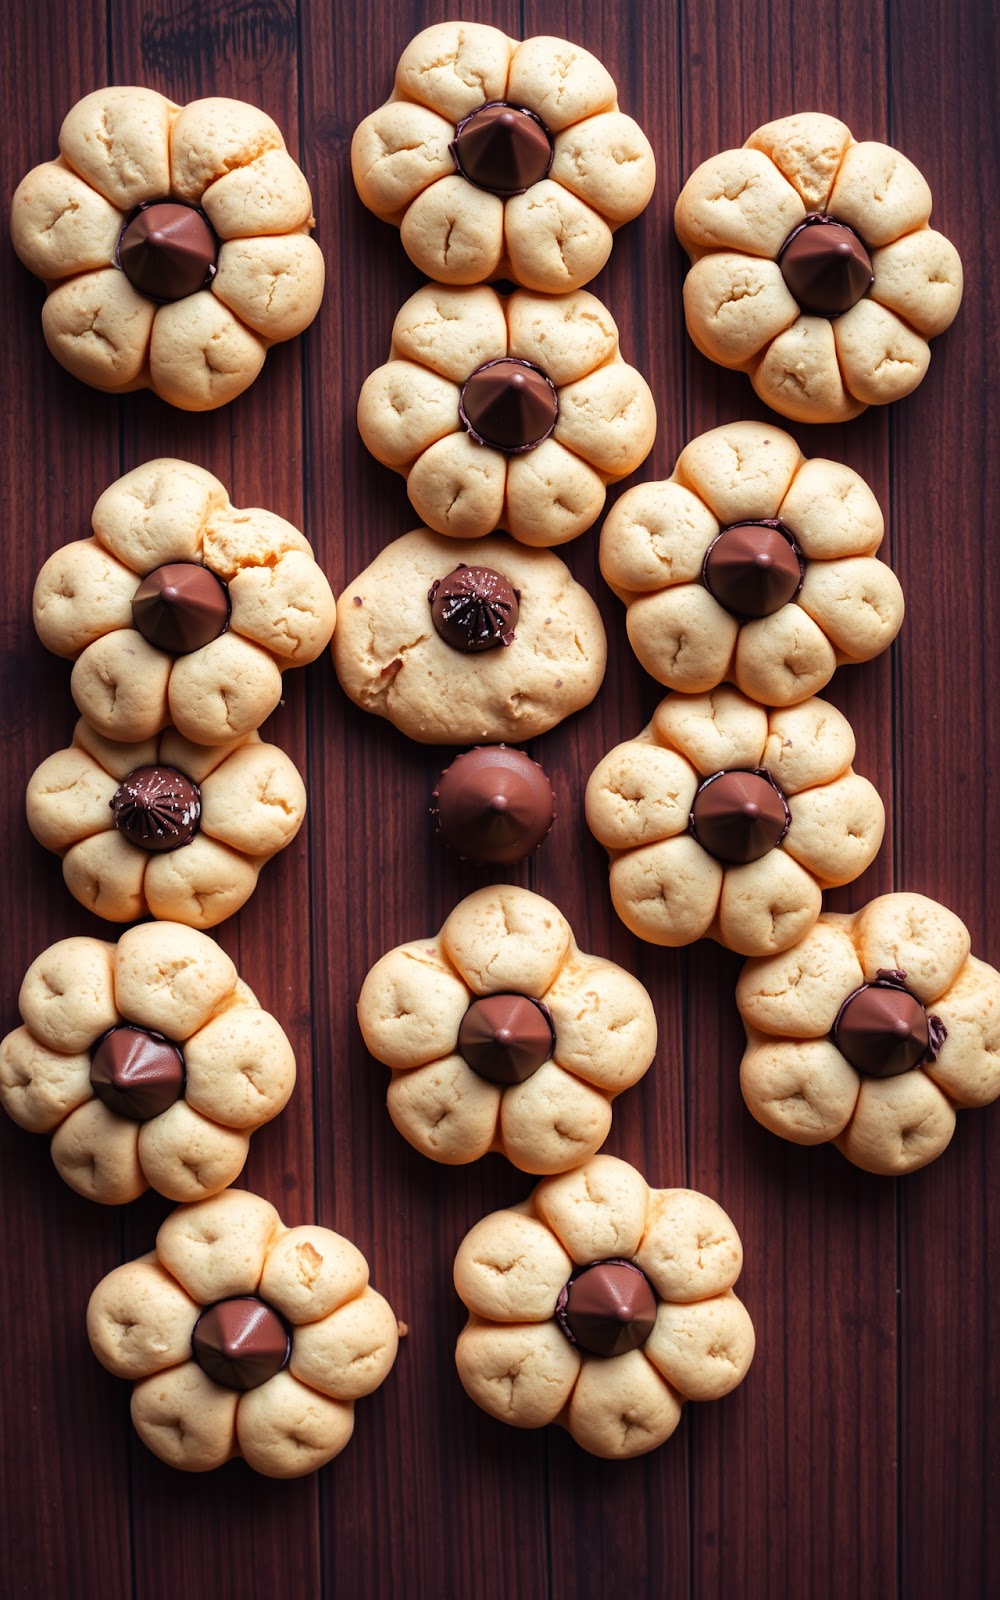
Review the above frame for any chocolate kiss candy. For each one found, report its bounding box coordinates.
[460,359,558,453]
[89,1025,185,1122]
[132,562,231,655]
[690,769,789,865]
[557,1261,658,1358]
[433,746,555,864]
[192,1297,290,1391]
[451,101,554,196]
[428,564,519,652]
[458,994,554,1084]
[779,215,874,317]
[111,765,201,853]
[703,522,804,618]
[833,981,931,1078]
[118,201,218,301]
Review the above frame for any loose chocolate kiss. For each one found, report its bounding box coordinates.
[132,562,231,655]
[89,1025,185,1122]
[432,746,555,864]
[459,359,559,454]
[556,1260,658,1358]
[778,214,874,318]
[111,765,201,853]
[458,993,554,1085]
[428,564,519,652]
[117,200,218,302]
[689,769,790,866]
[702,520,804,619]
[450,101,554,196]
[833,969,947,1079]
[192,1296,291,1390]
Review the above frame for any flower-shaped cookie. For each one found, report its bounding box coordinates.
[674,113,963,423]
[333,529,606,745]
[34,459,336,746]
[0,923,295,1204]
[359,283,656,546]
[358,887,656,1173]
[88,1188,399,1476]
[600,421,904,705]
[454,1154,754,1458]
[27,718,306,929]
[586,687,884,957]
[352,21,655,293]
[737,893,1000,1175]
[10,88,325,410]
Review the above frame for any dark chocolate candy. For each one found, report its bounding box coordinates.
[779,214,874,317]
[89,1025,185,1122]
[556,1260,658,1358]
[433,745,555,864]
[703,521,804,618]
[192,1297,290,1391]
[132,562,230,655]
[428,564,519,652]
[450,101,553,196]
[833,973,941,1078]
[690,769,790,865]
[111,765,201,853]
[457,993,554,1084]
[460,359,558,454]
[117,201,218,302]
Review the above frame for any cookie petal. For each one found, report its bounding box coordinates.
[142,837,258,928]
[751,315,864,425]
[18,936,117,1053]
[138,1102,250,1201]
[169,97,285,201]
[507,36,616,131]
[50,1098,145,1203]
[406,431,506,538]
[853,893,971,1003]
[828,141,932,248]
[554,363,656,479]
[736,921,864,1038]
[212,233,324,342]
[290,1288,399,1400]
[156,1188,282,1302]
[351,103,455,221]
[636,1187,743,1301]
[395,21,513,120]
[507,287,619,386]
[166,633,283,744]
[674,147,805,259]
[227,548,335,663]
[358,359,461,469]
[236,1372,353,1477]
[11,160,121,281]
[498,1060,613,1174]
[259,1226,369,1325]
[778,457,885,560]
[392,283,507,379]
[925,957,1000,1109]
[652,684,769,774]
[33,538,138,658]
[87,1257,200,1379]
[833,300,930,407]
[63,830,149,923]
[627,584,738,694]
[148,293,265,411]
[682,252,799,367]
[358,942,470,1071]
[0,1028,92,1133]
[456,1319,580,1427]
[744,112,853,211]
[567,1351,682,1459]
[199,741,306,854]
[26,746,117,850]
[741,1034,860,1144]
[442,884,572,997]
[545,956,656,1093]
[798,556,904,661]
[183,1007,295,1129]
[387,1055,501,1165]
[734,604,838,706]
[59,86,174,209]
[675,421,802,525]
[836,1071,955,1175]
[454,1208,572,1322]
[504,181,613,294]
[94,458,228,571]
[609,833,722,947]
[550,112,655,224]
[585,739,698,851]
[201,505,311,579]
[42,268,154,392]
[645,1290,756,1400]
[70,630,170,741]
[870,229,963,338]
[400,174,504,284]
[533,1154,649,1261]
[201,149,313,239]
[717,851,823,957]
[112,922,236,1039]
[505,440,606,547]
[761,697,856,795]
[600,479,719,596]
[131,1362,237,1472]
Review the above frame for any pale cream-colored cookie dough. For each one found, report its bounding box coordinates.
[11,88,324,409]
[0,924,295,1204]
[586,686,884,956]
[87,1188,399,1476]
[359,282,656,545]
[26,718,306,929]
[358,885,657,1173]
[352,22,655,293]
[33,458,335,745]
[454,1154,754,1458]
[601,421,904,704]
[737,892,1000,1174]
[332,528,606,744]
[674,113,963,422]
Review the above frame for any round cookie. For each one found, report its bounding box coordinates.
[332,529,606,744]
[0,924,296,1204]
[33,459,336,746]
[11,88,324,409]
[586,687,884,956]
[601,421,904,704]
[352,22,655,293]
[359,282,656,545]
[87,1188,399,1476]
[358,885,657,1173]
[27,718,306,929]
[454,1154,754,1458]
[737,892,1000,1174]
[674,113,962,423]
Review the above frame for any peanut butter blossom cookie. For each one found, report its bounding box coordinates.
[0,924,295,1204]
[26,719,306,928]
[737,893,1000,1174]
[454,1155,754,1458]
[358,886,656,1173]
[87,1188,399,1476]
[33,459,335,745]
[358,283,655,544]
[674,113,963,423]
[352,22,655,292]
[601,421,904,704]
[332,529,606,744]
[11,88,324,409]
[586,687,884,956]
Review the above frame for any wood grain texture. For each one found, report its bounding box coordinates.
[0,1,996,1597]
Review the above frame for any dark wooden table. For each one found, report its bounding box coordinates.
[2,2,996,1596]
